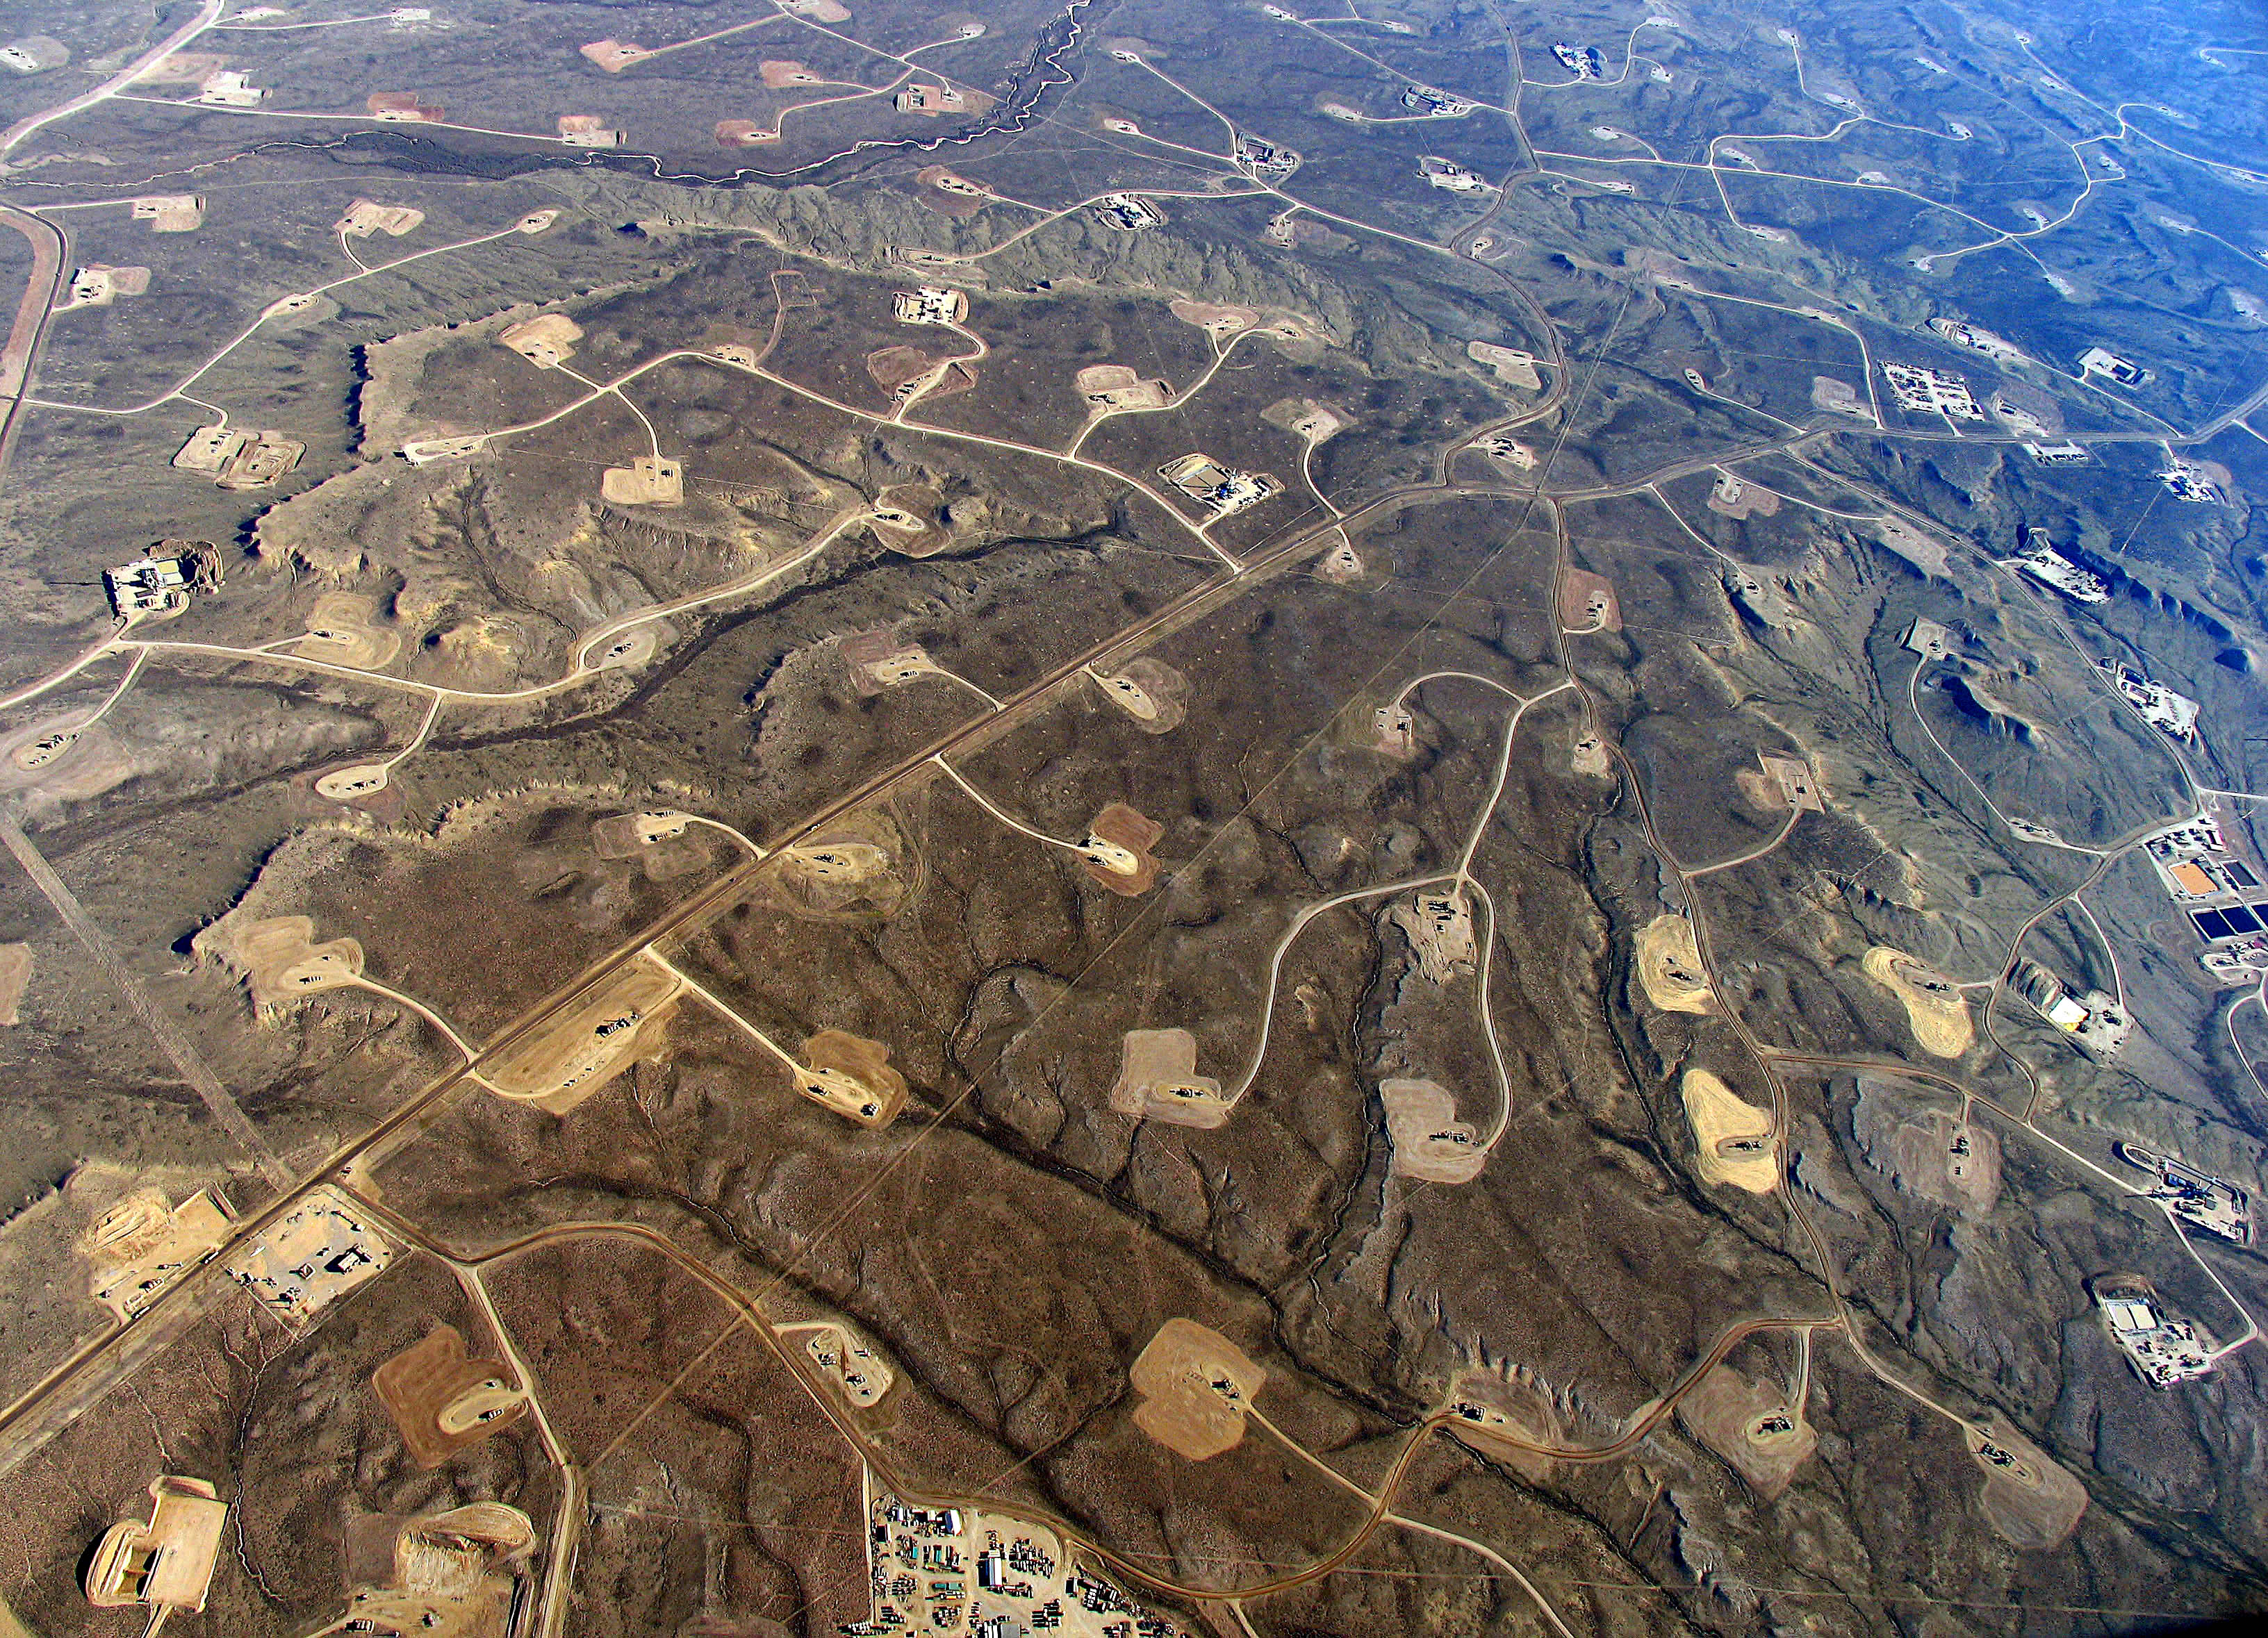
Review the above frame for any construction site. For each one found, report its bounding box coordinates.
[856,1487,1181,1638]
[2091,1275,2218,1388]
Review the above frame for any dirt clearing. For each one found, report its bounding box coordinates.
[1129,1318,1265,1460]
[1862,946,1971,1057]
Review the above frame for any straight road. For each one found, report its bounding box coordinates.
[0,812,288,1184]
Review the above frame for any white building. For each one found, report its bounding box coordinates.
[2078,346,2149,387]
[103,556,191,618]
[2093,1276,2216,1387]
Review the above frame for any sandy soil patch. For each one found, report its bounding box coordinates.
[1682,1069,1777,1192]
[1707,471,1780,519]
[1443,1368,1561,1478]
[1676,1365,1814,1498]
[1557,566,1620,631]
[1087,656,1187,733]
[1811,376,1867,416]
[480,956,680,1113]
[1109,1027,1228,1127]
[794,1321,895,1407]
[1083,802,1163,895]
[600,455,684,507]
[1076,363,1173,411]
[1636,913,1714,1014]
[0,942,27,1025]
[582,39,651,70]
[1884,1108,1999,1213]
[1734,768,1782,816]
[1381,1078,1484,1182]
[1872,518,1948,577]
[1169,299,1260,337]
[1466,340,1543,390]
[1260,397,1348,442]
[138,51,224,83]
[194,913,365,1011]
[1966,1420,2087,1550]
[498,312,582,367]
[589,810,716,882]
[796,1029,908,1127]
[771,812,910,920]
[1283,218,1353,252]
[1314,538,1364,581]
[297,590,400,669]
[337,199,424,238]
[373,1323,529,1467]
[1862,946,1971,1057]
[1388,888,1476,983]
[1130,1318,1265,1461]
